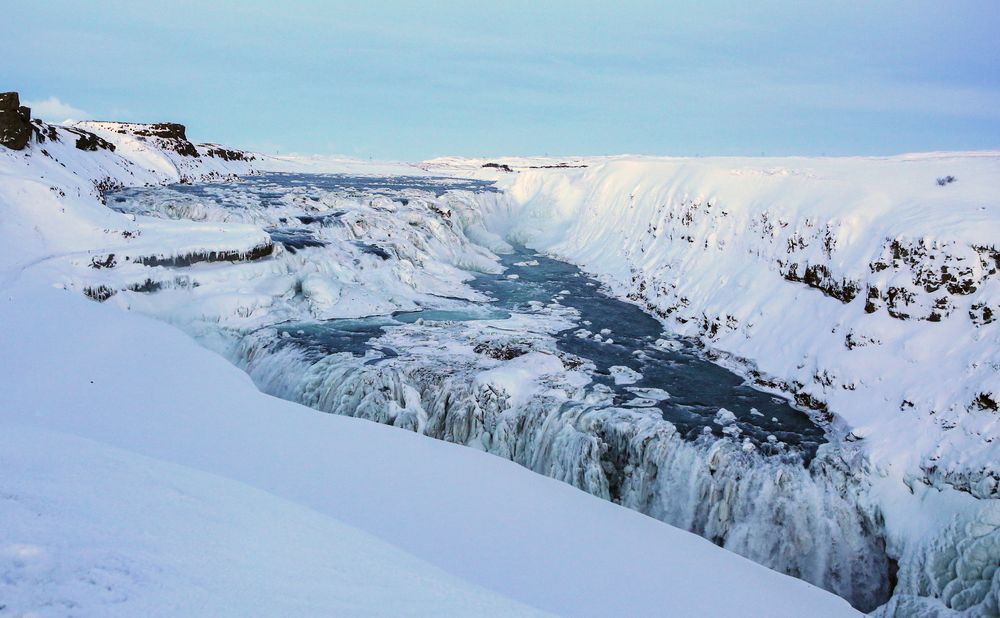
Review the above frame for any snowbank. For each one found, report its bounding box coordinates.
[0,424,546,617]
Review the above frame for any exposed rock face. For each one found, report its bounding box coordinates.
[130,122,189,141]
[482,162,514,172]
[107,122,199,156]
[65,127,116,152]
[0,92,32,150]
[31,120,59,144]
[133,240,274,267]
[201,143,254,162]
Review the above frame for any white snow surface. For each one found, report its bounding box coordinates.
[0,424,546,618]
[0,123,860,615]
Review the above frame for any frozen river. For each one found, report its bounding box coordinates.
[109,173,890,610]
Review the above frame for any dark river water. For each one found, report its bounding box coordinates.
[273,244,825,461]
[476,248,825,457]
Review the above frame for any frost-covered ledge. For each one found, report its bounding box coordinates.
[433,153,1000,500]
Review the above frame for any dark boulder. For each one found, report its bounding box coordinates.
[0,92,33,150]
[202,144,253,162]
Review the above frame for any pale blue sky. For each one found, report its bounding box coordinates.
[5,1,998,159]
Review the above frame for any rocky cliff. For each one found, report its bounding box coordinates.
[0,91,32,150]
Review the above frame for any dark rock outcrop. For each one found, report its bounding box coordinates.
[31,120,59,144]
[482,162,513,172]
[108,122,199,156]
[73,129,115,152]
[133,240,274,267]
[58,126,116,152]
[781,261,861,303]
[0,92,32,150]
[202,143,254,162]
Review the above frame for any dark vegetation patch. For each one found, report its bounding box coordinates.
[82,285,116,302]
[90,254,117,269]
[126,278,164,293]
[973,392,998,412]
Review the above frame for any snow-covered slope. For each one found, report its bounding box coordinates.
[0,118,860,615]
[1,424,548,618]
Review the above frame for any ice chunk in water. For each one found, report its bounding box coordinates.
[714,408,737,425]
[625,387,670,401]
[609,365,642,385]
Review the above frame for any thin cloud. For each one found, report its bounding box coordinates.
[24,96,91,123]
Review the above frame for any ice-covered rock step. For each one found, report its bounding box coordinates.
[127,220,274,267]
[131,240,273,267]
[73,219,274,301]
[83,219,273,269]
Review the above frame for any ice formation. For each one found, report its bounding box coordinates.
[98,171,887,608]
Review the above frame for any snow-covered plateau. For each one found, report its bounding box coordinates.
[0,106,996,616]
